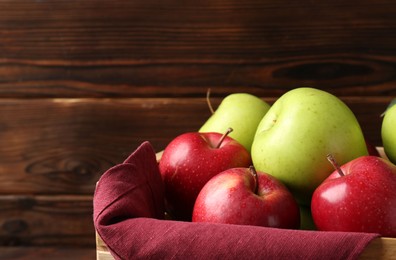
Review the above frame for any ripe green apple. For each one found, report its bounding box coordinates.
[251,87,368,206]
[199,93,270,152]
[381,99,396,164]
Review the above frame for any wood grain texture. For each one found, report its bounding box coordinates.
[0,195,94,246]
[0,246,95,260]
[0,0,395,97]
[0,98,210,194]
[1,55,396,98]
[0,97,391,195]
[359,237,396,260]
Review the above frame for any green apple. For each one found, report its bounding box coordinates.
[381,99,396,164]
[251,87,368,205]
[199,93,270,152]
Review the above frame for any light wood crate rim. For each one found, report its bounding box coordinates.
[95,148,396,260]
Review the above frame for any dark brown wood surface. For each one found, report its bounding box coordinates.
[0,195,93,246]
[0,0,395,98]
[0,0,395,257]
[0,246,95,260]
[0,97,391,196]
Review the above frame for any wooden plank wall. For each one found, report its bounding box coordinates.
[0,0,395,247]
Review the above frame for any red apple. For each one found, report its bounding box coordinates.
[311,155,396,237]
[159,128,252,221]
[192,167,300,229]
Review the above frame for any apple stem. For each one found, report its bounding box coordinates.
[206,88,215,114]
[249,166,258,194]
[215,127,233,148]
[326,154,345,176]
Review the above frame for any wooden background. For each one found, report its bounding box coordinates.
[0,0,395,254]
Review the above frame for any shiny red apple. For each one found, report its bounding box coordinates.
[192,167,300,229]
[159,129,252,221]
[311,155,396,237]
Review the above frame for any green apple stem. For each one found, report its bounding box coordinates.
[206,88,215,114]
[215,127,233,148]
[326,154,345,176]
[249,166,258,194]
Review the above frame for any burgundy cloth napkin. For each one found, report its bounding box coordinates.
[93,141,379,260]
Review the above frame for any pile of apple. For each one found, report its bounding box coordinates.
[158,87,396,237]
